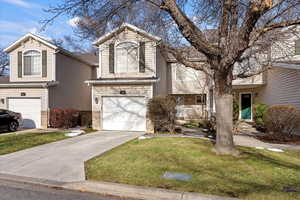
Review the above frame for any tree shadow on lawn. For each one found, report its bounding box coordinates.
[158,142,300,198]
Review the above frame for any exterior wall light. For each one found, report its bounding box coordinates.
[0,98,4,104]
[94,97,99,104]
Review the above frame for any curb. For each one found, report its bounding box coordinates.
[64,180,239,200]
[0,173,239,200]
[0,173,65,189]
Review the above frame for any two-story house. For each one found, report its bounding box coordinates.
[0,33,97,128]
[86,24,215,132]
[2,24,300,132]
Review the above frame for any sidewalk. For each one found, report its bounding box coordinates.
[0,173,238,200]
[234,134,300,150]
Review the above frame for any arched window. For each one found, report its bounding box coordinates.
[116,41,138,73]
[23,50,41,76]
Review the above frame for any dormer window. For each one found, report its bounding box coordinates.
[296,40,300,55]
[23,50,41,76]
[115,41,139,73]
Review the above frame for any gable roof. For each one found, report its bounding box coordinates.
[93,23,161,46]
[4,33,59,53]
[4,33,98,66]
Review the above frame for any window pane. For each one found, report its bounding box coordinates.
[116,48,127,72]
[127,47,138,72]
[23,50,41,76]
[24,56,32,75]
[196,94,207,104]
[32,55,41,75]
[116,42,138,73]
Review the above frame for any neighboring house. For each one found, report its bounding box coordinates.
[2,24,300,132]
[0,33,97,128]
[233,27,300,121]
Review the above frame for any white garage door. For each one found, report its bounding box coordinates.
[102,97,146,131]
[8,98,42,129]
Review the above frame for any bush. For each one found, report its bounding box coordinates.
[265,105,300,137]
[253,103,268,131]
[50,108,79,129]
[147,96,177,133]
[202,116,216,139]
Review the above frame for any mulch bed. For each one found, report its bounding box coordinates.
[256,134,300,145]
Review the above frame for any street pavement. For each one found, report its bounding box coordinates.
[0,179,132,200]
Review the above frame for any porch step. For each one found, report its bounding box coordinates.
[236,121,257,133]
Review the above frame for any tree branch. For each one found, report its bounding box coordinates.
[235,65,271,79]
[161,0,220,58]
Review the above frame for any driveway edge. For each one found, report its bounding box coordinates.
[0,173,238,200]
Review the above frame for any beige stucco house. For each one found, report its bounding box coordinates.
[1,24,300,132]
[1,33,97,128]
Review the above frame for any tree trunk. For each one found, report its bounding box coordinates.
[213,72,239,156]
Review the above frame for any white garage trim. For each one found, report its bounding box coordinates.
[7,97,42,129]
[101,96,147,131]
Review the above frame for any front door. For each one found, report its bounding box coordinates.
[241,93,252,120]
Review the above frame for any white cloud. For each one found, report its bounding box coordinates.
[0,0,33,8]
[0,20,40,34]
[68,17,81,27]
[28,27,38,34]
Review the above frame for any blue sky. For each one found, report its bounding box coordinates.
[0,0,81,49]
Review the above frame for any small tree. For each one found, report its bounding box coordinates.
[0,48,8,76]
[148,96,177,133]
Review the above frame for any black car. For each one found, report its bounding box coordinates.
[0,109,23,132]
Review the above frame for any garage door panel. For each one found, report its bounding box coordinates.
[8,98,41,129]
[102,97,146,131]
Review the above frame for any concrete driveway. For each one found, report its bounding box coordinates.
[0,131,144,182]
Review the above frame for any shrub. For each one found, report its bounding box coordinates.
[147,96,177,133]
[202,116,216,139]
[264,105,300,137]
[50,108,79,129]
[253,103,268,131]
[49,108,64,128]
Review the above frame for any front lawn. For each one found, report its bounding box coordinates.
[85,137,300,200]
[0,132,69,155]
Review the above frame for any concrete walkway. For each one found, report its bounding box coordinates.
[175,127,300,150]
[234,134,300,150]
[0,131,144,182]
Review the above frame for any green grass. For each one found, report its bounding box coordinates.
[0,132,70,155]
[85,137,300,200]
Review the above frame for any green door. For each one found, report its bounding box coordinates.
[241,93,252,120]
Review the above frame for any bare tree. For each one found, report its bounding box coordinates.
[44,0,300,155]
[0,48,9,76]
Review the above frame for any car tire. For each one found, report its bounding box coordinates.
[8,121,19,132]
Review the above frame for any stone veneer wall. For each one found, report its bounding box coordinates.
[41,111,49,129]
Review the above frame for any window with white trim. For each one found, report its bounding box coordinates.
[116,41,139,73]
[23,50,41,76]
